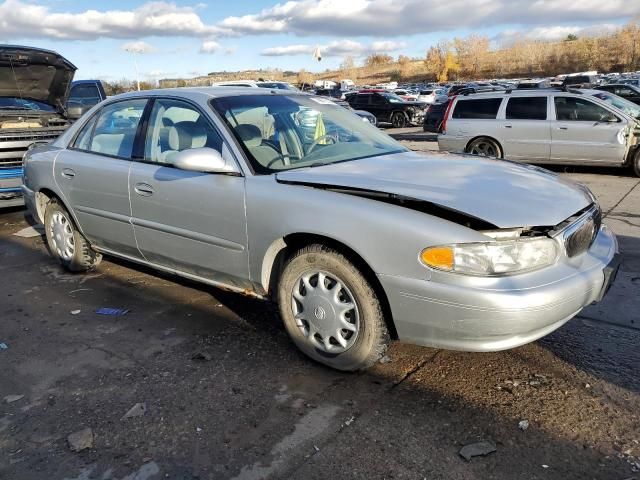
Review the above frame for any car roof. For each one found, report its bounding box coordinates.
[106,86,307,102]
[453,88,582,99]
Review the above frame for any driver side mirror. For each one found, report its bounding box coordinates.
[172,147,239,174]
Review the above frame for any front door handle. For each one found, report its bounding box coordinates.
[504,125,512,129]
[134,182,154,197]
[61,168,75,179]
[558,126,568,130]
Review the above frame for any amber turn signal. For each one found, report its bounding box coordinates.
[420,247,454,271]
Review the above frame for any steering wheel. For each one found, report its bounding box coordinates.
[307,135,337,154]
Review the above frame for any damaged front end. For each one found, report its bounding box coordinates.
[0,112,70,206]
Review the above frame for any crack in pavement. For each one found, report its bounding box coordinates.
[391,350,442,389]
[604,178,640,219]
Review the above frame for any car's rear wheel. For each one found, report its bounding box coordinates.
[466,137,502,158]
[278,244,389,371]
[391,112,407,128]
[44,199,102,272]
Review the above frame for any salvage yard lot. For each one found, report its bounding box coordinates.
[1,137,640,479]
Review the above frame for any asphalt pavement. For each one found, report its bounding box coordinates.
[1,132,639,480]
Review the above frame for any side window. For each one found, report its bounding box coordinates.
[505,97,547,120]
[452,98,502,119]
[144,98,223,165]
[554,97,618,122]
[88,99,147,158]
[618,87,634,97]
[72,114,98,150]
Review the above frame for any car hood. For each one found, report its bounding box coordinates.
[0,45,76,110]
[276,151,593,229]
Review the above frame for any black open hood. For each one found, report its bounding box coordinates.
[0,45,76,110]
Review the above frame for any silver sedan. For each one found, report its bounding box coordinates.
[22,87,620,371]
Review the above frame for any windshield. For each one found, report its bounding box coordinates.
[591,91,640,118]
[211,94,407,174]
[0,97,56,111]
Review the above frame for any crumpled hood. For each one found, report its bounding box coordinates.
[276,151,593,229]
[0,45,76,110]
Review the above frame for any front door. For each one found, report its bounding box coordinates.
[550,95,628,165]
[53,98,147,256]
[128,97,249,285]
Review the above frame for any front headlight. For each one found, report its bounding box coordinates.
[420,237,558,276]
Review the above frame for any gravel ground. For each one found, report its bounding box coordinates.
[1,132,639,480]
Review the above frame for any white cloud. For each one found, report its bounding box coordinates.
[0,0,223,40]
[121,41,155,54]
[199,40,221,54]
[218,0,638,37]
[497,23,621,44]
[261,39,406,57]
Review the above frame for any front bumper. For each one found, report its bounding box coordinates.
[379,225,619,352]
[0,167,24,207]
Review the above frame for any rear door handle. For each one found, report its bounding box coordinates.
[61,168,75,179]
[558,126,568,130]
[134,182,154,197]
[504,125,512,129]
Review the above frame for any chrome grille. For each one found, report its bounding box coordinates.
[564,207,601,258]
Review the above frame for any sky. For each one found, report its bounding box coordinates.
[0,0,638,82]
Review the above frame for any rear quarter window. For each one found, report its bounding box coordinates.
[452,98,502,119]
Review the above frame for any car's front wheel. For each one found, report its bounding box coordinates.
[391,112,407,128]
[278,244,389,371]
[44,199,102,272]
[631,148,640,177]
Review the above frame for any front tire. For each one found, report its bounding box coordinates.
[466,137,502,158]
[391,112,407,128]
[631,148,640,177]
[278,244,389,371]
[44,199,102,272]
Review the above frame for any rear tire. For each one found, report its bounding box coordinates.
[44,199,102,272]
[466,137,502,158]
[278,244,389,371]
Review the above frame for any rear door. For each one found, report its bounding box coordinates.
[53,98,147,256]
[500,96,551,162]
[550,95,628,164]
[128,97,249,283]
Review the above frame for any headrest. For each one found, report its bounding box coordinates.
[167,121,209,150]
[235,124,262,148]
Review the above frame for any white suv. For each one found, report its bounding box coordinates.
[437,89,640,176]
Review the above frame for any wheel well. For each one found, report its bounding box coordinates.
[268,233,398,339]
[35,188,58,223]
[465,136,503,158]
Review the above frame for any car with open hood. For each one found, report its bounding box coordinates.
[22,87,619,371]
[0,45,77,207]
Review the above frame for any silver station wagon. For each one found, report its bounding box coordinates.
[438,89,640,176]
[22,88,620,371]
